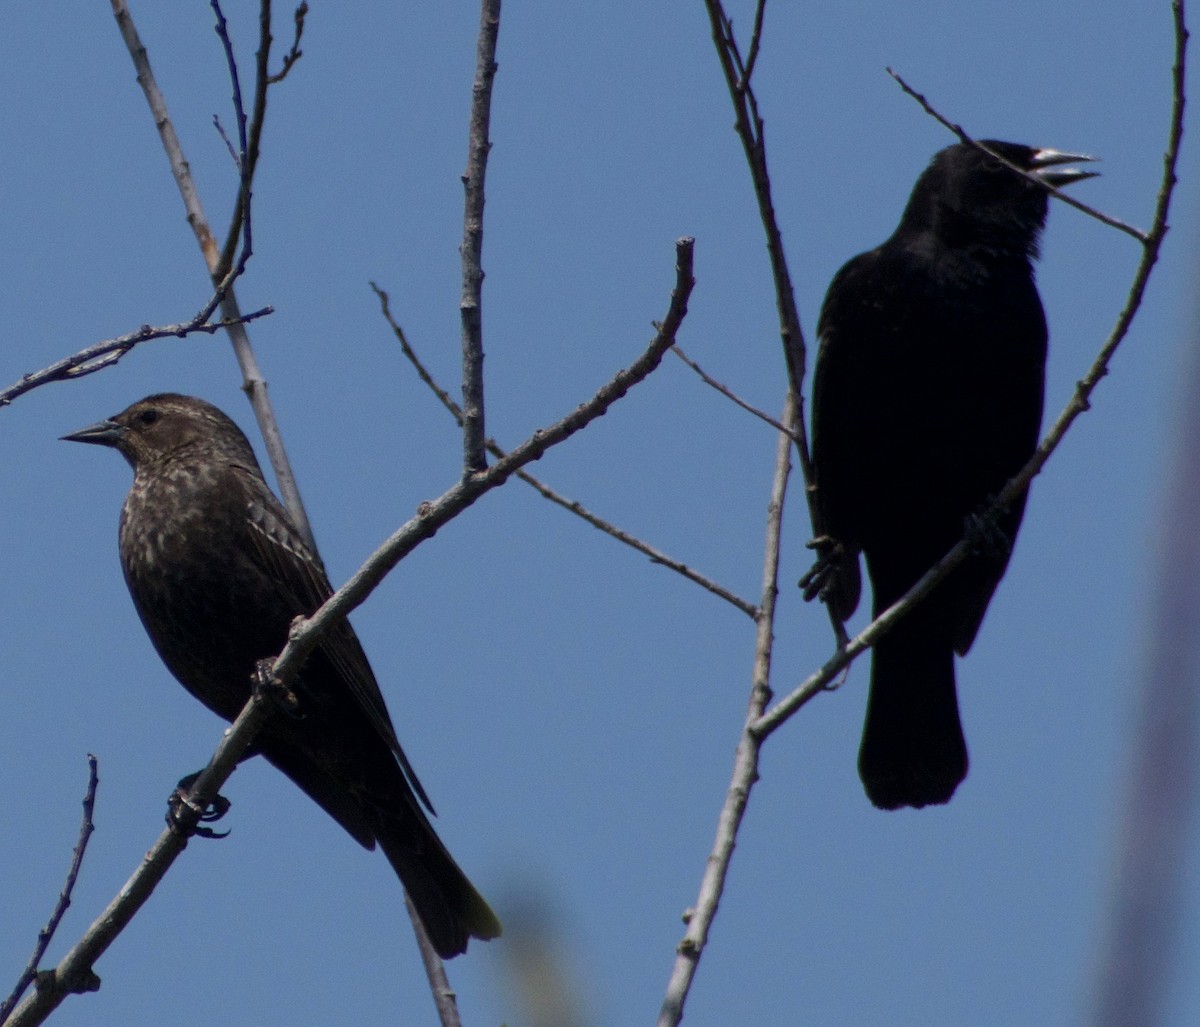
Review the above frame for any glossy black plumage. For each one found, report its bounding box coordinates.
[64,393,500,956]
[811,141,1094,809]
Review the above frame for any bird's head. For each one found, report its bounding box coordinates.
[62,393,258,472]
[901,139,1098,257]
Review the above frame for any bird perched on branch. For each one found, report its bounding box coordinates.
[64,393,500,957]
[809,140,1096,810]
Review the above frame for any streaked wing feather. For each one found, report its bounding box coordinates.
[234,465,435,813]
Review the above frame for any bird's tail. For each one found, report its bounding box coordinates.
[375,811,502,959]
[858,603,968,810]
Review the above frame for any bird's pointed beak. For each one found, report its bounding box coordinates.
[1030,148,1100,188]
[61,418,126,447]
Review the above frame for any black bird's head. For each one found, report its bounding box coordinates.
[62,393,259,474]
[898,139,1097,258]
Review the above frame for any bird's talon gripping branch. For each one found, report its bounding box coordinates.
[166,772,232,839]
[253,657,301,718]
[799,534,843,602]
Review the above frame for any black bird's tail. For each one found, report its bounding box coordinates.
[858,603,968,810]
[375,812,503,959]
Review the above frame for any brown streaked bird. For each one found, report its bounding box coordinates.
[810,141,1096,810]
[64,393,500,958]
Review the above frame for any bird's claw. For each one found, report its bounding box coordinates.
[254,658,302,718]
[167,771,232,839]
[800,535,845,603]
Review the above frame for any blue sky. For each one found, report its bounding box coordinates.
[0,2,1195,1025]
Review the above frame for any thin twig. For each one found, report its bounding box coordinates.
[459,0,502,475]
[885,67,1149,243]
[210,1,249,167]
[741,0,768,85]
[109,0,319,554]
[0,757,100,1023]
[370,286,756,617]
[267,1,307,84]
[0,308,273,409]
[657,393,796,1027]
[670,344,800,440]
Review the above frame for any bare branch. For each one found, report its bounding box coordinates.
[210,1,249,167]
[0,757,99,1023]
[702,2,808,413]
[371,285,756,617]
[741,0,768,85]
[267,1,307,84]
[0,308,273,409]
[459,0,502,475]
[657,393,796,1027]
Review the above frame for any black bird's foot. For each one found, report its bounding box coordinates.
[800,535,861,624]
[254,657,302,718]
[800,535,845,602]
[167,771,232,839]
[964,499,1013,561]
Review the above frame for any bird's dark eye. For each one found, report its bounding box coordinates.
[137,409,160,426]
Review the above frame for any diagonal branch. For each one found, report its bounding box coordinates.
[0,308,272,409]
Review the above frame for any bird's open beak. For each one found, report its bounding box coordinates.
[61,418,126,447]
[1030,148,1100,188]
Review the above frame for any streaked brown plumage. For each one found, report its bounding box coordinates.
[64,393,500,958]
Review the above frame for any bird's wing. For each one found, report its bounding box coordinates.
[810,253,885,621]
[234,464,435,813]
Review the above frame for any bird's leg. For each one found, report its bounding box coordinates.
[167,771,232,839]
[964,498,1013,561]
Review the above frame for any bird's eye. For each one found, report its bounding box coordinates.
[138,409,160,426]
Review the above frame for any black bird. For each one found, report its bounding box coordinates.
[64,393,501,957]
[810,141,1095,810]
